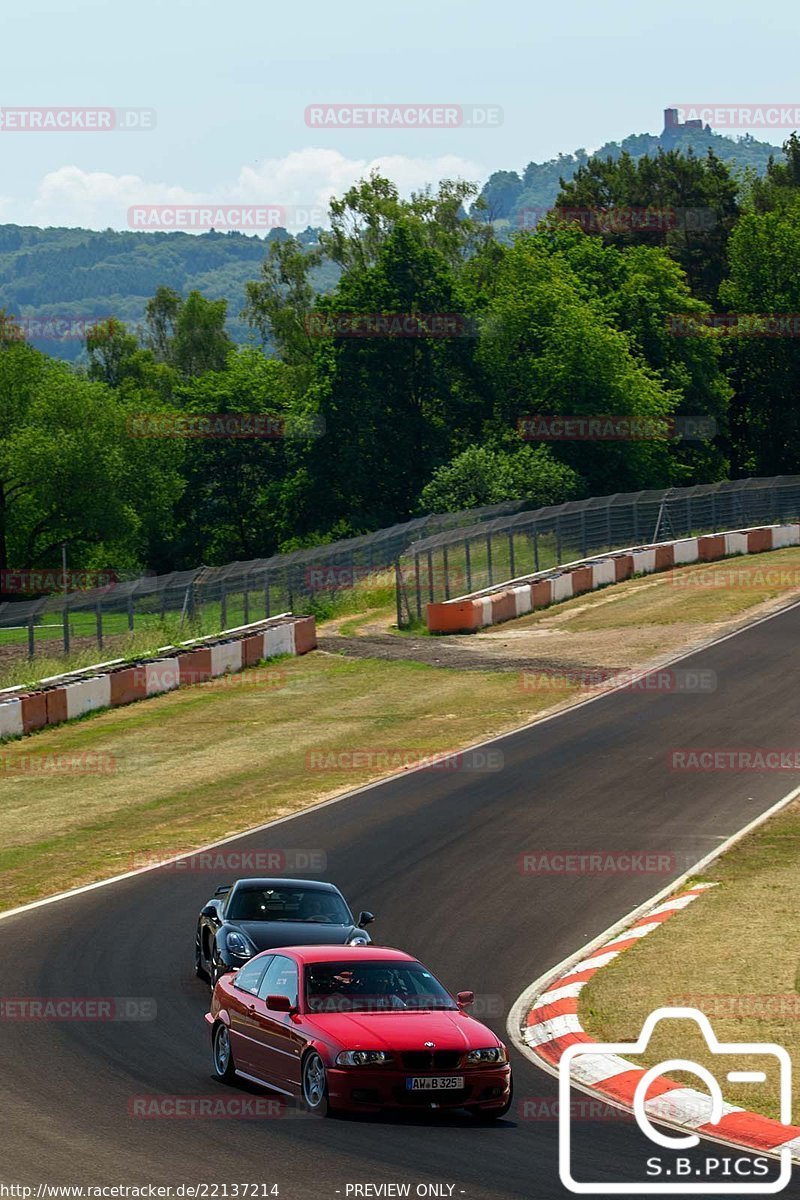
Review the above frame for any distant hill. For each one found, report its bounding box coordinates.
[0,224,337,361]
[0,116,786,360]
[477,118,784,231]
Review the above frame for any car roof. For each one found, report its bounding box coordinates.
[228,878,343,892]
[280,946,416,965]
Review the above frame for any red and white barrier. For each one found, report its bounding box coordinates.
[0,614,317,742]
[427,524,800,634]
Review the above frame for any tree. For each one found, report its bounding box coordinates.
[419,444,580,512]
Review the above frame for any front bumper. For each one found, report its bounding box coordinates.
[326,1064,512,1112]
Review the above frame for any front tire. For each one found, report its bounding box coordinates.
[212,1022,237,1084]
[301,1051,330,1116]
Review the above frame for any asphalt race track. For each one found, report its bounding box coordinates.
[3,604,800,1198]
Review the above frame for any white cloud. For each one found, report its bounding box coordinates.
[6,149,487,231]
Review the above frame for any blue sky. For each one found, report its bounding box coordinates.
[1,0,798,230]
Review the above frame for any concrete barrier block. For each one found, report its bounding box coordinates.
[292,616,317,655]
[0,698,24,739]
[631,548,656,574]
[110,666,148,707]
[698,534,725,561]
[45,688,69,726]
[145,658,180,696]
[570,566,593,596]
[672,538,699,565]
[747,527,772,554]
[513,585,533,617]
[552,573,573,604]
[491,591,516,624]
[263,623,295,658]
[614,554,633,582]
[179,647,212,686]
[592,560,616,588]
[531,580,552,608]
[20,691,48,734]
[64,675,111,720]
[724,531,749,556]
[210,641,243,677]
[655,544,674,571]
[772,523,800,549]
[426,601,480,633]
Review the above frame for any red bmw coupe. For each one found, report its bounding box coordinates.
[205,945,512,1118]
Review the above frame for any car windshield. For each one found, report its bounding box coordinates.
[226,886,350,924]
[305,960,457,1012]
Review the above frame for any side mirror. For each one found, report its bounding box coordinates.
[456,990,475,1009]
[201,904,218,919]
[358,911,375,928]
[265,994,295,1014]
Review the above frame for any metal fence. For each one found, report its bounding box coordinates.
[396,477,800,627]
[0,496,538,660]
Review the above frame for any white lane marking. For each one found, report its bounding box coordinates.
[568,949,621,974]
[535,981,586,1006]
[569,1052,636,1087]
[644,1088,743,1130]
[4,595,800,927]
[523,1013,583,1047]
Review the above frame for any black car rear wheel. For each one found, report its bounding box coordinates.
[212,1022,237,1084]
[195,939,209,981]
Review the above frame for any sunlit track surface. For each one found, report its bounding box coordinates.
[2,606,800,1198]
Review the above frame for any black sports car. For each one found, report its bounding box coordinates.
[195,877,375,984]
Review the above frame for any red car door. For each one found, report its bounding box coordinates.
[227,955,273,1072]
[248,954,306,1094]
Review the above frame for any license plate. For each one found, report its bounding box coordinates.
[406,1076,463,1091]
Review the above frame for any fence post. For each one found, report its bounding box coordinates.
[243,576,250,626]
[394,560,404,629]
[555,519,562,564]
[533,526,540,572]
[443,544,451,601]
[414,553,422,621]
[581,509,587,557]
[27,617,35,660]
[508,531,515,579]
[633,500,640,544]
[486,533,493,585]
[426,550,434,603]
[63,605,70,654]
[264,575,271,619]
[220,584,227,630]
[287,568,294,614]
[465,539,472,592]
[96,602,103,651]
[127,593,135,632]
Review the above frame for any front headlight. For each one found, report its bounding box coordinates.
[226,931,253,957]
[464,1046,508,1065]
[335,1050,393,1067]
[348,934,369,946]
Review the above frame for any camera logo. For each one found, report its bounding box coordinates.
[559,1007,793,1194]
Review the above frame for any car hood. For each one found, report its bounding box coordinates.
[304,1009,496,1052]
[232,921,357,950]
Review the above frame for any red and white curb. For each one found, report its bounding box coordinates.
[518,883,800,1161]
